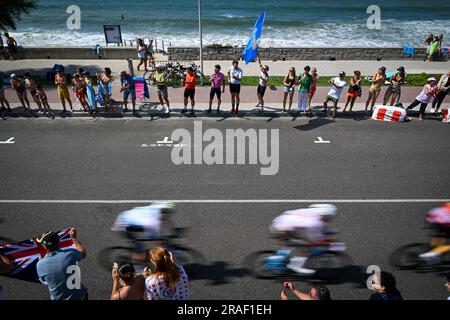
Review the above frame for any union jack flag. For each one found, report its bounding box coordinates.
[0,228,74,284]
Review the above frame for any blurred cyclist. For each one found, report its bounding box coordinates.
[270,204,338,275]
[111,202,176,258]
[419,203,450,263]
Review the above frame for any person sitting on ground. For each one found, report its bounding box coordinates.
[256,56,269,111]
[55,68,74,113]
[4,33,17,61]
[144,247,189,300]
[120,70,137,114]
[282,67,297,112]
[343,70,362,112]
[431,71,450,115]
[324,71,347,118]
[36,228,88,300]
[281,282,331,300]
[24,72,43,112]
[309,67,319,110]
[0,74,12,112]
[369,271,403,300]
[383,67,406,106]
[10,74,32,112]
[36,85,51,114]
[110,262,145,300]
[136,38,148,72]
[208,64,225,113]
[365,66,386,112]
[72,74,89,112]
[96,67,115,112]
[406,77,438,121]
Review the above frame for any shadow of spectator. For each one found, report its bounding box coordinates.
[294,117,335,131]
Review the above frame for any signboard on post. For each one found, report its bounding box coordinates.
[103,25,123,46]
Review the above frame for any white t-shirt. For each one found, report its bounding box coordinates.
[327,77,347,100]
[259,71,269,87]
[145,266,189,300]
[112,205,162,238]
[228,67,243,85]
[271,208,325,242]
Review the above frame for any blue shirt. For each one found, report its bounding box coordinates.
[121,75,135,91]
[36,248,87,300]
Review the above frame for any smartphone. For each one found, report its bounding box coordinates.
[113,262,118,269]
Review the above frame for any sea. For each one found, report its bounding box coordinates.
[6,0,450,48]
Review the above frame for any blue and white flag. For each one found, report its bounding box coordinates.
[242,9,266,64]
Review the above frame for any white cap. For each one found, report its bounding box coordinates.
[10,74,17,78]
[427,77,436,82]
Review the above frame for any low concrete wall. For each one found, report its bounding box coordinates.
[15,46,137,60]
[169,47,427,61]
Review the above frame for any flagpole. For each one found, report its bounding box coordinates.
[198,0,204,75]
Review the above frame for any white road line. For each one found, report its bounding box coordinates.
[314,137,330,144]
[0,137,15,144]
[0,199,448,204]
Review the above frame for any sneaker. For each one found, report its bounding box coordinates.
[230,108,235,113]
[165,107,170,114]
[181,108,187,114]
[286,257,316,275]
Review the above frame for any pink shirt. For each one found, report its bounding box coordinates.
[145,266,189,300]
[211,72,225,88]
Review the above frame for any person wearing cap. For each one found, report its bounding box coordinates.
[431,71,450,114]
[323,72,347,118]
[151,65,170,113]
[406,77,438,121]
[10,74,32,112]
[110,262,145,300]
[256,56,270,111]
[55,68,74,113]
[208,64,225,113]
[120,70,137,114]
[36,228,88,300]
[383,67,406,106]
[182,67,196,114]
[365,66,386,112]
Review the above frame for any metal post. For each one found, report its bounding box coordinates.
[198,0,204,82]
[127,59,134,77]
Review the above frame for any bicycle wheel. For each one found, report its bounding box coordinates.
[170,74,182,88]
[97,246,136,271]
[195,71,206,86]
[304,251,352,280]
[389,243,429,270]
[243,250,286,279]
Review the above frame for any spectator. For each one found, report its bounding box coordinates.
[144,247,189,300]
[282,67,297,112]
[24,72,43,112]
[256,56,269,111]
[369,271,403,300]
[227,60,243,114]
[36,228,88,300]
[10,74,32,112]
[323,71,347,118]
[0,74,12,113]
[281,282,331,300]
[365,66,386,112]
[72,74,89,112]
[146,39,155,68]
[427,36,440,62]
[136,38,148,72]
[120,70,137,114]
[343,70,362,112]
[309,67,319,110]
[36,85,52,115]
[182,67,196,114]
[297,65,313,114]
[406,77,438,121]
[383,67,406,106]
[152,65,170,113]
[431,71,450,114]
[424,33,434,61]
[55,68,74,113]
[208,64,225,113]
[110,262,145,300]
[445,272,450,300]
[4,33,17,61]
[0,33,4,60]
[96,67,115,112]
[0,254,13,300]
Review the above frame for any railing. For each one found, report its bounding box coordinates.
[121,38,172,53]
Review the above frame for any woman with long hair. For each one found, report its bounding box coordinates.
[282,67,297,112]
[144,247,189,300]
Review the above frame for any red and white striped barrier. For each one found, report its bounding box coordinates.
[371,105,409,122]
[443,109,450,123]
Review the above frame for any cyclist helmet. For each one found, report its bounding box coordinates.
[151,201,176,214]
[308,204,337,219]
[426,203,450,227]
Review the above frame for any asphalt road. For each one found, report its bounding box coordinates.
[0,117,449,300]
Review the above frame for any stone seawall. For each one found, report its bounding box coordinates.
[168,47,427,61]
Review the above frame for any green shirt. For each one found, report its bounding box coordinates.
[298,73,313,93]
[154,72,166,86]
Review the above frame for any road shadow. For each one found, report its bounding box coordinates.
[294,117,335,131]
[187,261,250,286]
